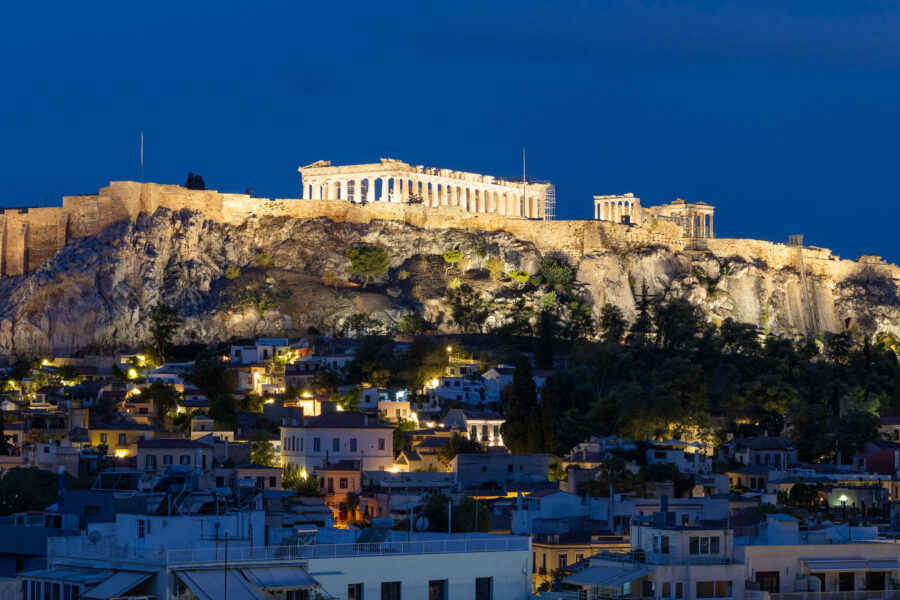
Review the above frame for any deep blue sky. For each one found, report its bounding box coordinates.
[2,1,899,261]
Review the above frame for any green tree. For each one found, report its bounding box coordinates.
[445,284,490,334]
[283,464,322,495]
[599,303,627,344]
[146,381,181,417]
[184,172,206,190]
[833,409,879,462]
[0,467,82,514]
[393,418,418,454]
[438,432,483,466]
[443,248,463,271]
[250,431,277,466]
[346,245,390,287]
[225,265,241,280]
[148,303,183,360]
[534,310,555,370]
[500,356,541,453]
[331,388,361,412]
[539,257,574,290]
[627,282,654,345]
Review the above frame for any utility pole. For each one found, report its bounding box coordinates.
[223,533,228,599]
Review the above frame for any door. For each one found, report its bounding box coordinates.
[838,572,855,592]
[866,571,886,591]
[756,572,780,593]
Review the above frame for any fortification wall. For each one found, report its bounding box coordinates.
[4,181,896,286]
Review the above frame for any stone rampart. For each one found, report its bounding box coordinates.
[4,181,896,285]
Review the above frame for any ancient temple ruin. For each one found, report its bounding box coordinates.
[298,158,555,219]
[593,193,714,238]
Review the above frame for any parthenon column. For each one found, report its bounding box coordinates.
[364,178,372,203]
[709,214,714,238]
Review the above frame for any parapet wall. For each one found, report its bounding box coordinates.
[2,181,895,284]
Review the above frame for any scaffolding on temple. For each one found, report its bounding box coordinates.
[543,183,556,220]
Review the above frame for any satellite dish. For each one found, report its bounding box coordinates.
[415,517,429,532]
[88,531,102,544]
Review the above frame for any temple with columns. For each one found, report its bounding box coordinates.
[298,158,554,219]
[594,193,715,238]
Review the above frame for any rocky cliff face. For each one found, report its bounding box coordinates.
[0,208,897,358]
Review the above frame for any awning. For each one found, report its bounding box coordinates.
[177,569,266,600]
[241,566,318,589]
[866,559,900,571]
[802,558,900,572]
[83,571,153,599]
[565,564,655,587]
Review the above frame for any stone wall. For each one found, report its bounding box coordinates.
[6,181,898,285]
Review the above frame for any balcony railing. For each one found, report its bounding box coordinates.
[593,549,734,565]
[49,535,530,567]
[768,592,900,600]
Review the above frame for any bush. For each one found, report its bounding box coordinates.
[346,245,390,287]
[539,257,574,289]
[321,269,340,288]
[443,248,463,269]
[225,266,241,280]
[256,252,273,269]
[486,258,505,281]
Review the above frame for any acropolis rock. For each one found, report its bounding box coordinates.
[0,158,897,357]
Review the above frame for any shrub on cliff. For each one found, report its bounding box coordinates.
[225,266,241,280]
[539,257,574,291]
[148,303,183,361]
[184,172,206,190]
[255,252,273,269]
[443,248,463,270]
[346,245,389,287]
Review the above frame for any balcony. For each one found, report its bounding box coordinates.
[593,549,734,565]
[767,592,900,600]
[49,535,530,567]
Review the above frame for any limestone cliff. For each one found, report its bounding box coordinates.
[0,208,897,358]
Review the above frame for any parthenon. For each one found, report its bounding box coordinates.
[298,158,555,219]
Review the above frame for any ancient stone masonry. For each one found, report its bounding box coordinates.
[298,158,554,219]
[594,193,714,239]
[0,158,894,294]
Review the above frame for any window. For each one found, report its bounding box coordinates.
[118,434,126,446]
[256,476,266,489]
[350,438,357,452]
[180,455,191,465]
[689,536,721,555]
[381,581,401,600]
[661,535,670,554]
[378,438,386,451]
[340,478,349,489]
[145,455,156,471]
[99,433,107,444]
[84,505,100,517]
[475,577,492,600]
[481,425,488,439]
[493,426,499,438]
[314,438,321,452]
[269,476,276,487]
[333,438,340,452]
[575,553,584,562]
[138,519,146,538]
[675,582,683,599]
[696,581,732,598]
[471,426,477,439]
[558,554,568,569]
[348,584,363,600]
[163,455,173,465]
[663,583,671,598]
[428,579,447,600]
[300,437,304,451]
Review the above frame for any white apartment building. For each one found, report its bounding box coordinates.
[280,411,394,474]
[23,512,531,600]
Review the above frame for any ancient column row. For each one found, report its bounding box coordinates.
[304,176,542,218]
[595,200,636,223]
[685,212,714,238]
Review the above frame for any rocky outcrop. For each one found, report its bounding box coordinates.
[0,208,898,358]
